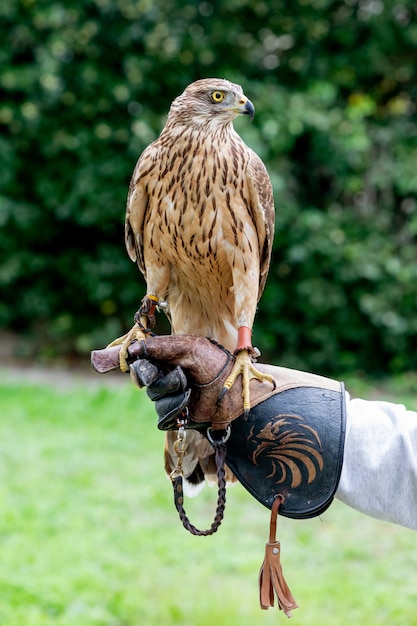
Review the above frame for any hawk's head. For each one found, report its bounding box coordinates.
[167,78,255,128]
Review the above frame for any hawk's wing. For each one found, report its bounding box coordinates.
[247,148,275,300]
[124,143,160,275]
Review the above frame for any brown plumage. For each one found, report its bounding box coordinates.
[123,78,275,493]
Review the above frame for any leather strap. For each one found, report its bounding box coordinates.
[269,493,282,543]
[259,494,299,616]
[172,441,227,536]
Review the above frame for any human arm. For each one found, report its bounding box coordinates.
[92,334,417,529]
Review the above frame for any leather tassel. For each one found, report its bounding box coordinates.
[259,495,299,618]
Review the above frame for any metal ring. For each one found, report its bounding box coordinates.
[206,425,231,445]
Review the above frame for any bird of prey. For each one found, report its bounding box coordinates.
[113,78,275,492]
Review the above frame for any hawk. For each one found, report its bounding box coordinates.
[112,78,275,492]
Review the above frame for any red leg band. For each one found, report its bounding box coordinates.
[236,326,253,352]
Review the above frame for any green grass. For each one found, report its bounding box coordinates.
[0,370,416,625]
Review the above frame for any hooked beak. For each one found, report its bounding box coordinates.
[240,97,255,121]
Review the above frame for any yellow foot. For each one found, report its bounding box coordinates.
[223,349,274,416]
[106,296,159,372]
[106,323,147,372]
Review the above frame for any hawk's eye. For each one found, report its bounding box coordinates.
[211,91,225,103]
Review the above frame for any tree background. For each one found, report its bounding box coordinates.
[1,0,416,375]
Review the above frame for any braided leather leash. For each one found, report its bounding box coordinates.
[171,428,228,536]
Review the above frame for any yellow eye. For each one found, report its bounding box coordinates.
[211,90,225,103]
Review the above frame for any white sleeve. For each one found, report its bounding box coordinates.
[336,396,417,530]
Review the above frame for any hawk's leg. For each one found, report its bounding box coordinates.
[106,295,159,372]
[223,326,274,417]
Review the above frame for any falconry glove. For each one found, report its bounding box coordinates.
[94,334,346,520]
[91,334,346,616]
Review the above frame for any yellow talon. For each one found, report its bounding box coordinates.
[223,349,274,415]
[106,315,150,372]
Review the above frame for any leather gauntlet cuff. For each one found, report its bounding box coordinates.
[225,383,346,519]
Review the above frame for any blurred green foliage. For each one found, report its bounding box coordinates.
[1,0,416,374]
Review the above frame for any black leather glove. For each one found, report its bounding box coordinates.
[130,359,191,430]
